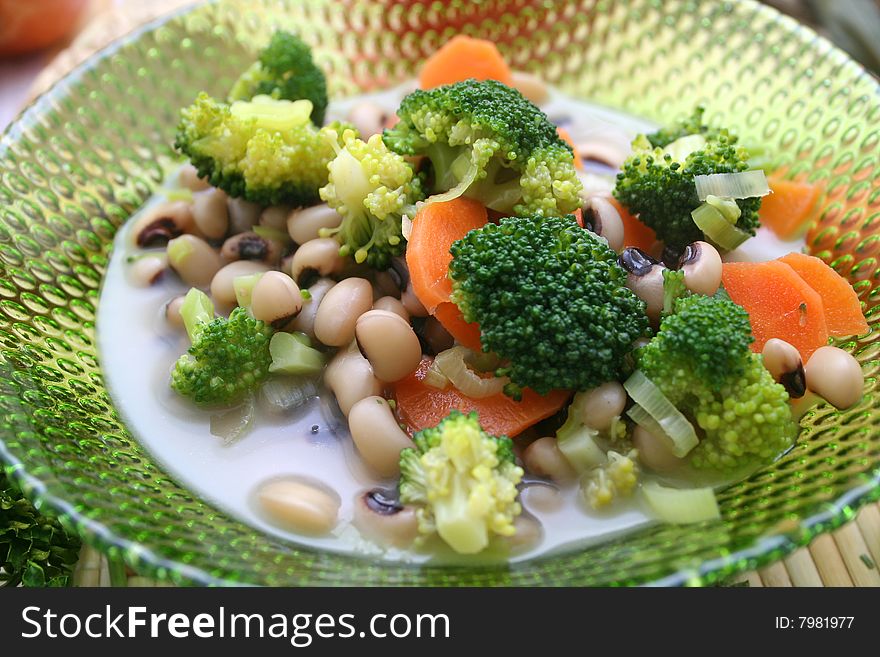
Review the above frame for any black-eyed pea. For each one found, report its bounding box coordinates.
[324,346,383,415]
[348,396,414,477]
[221,231,283,265]
[523,437,577,482]
[619,247,665,325]
[373,296,409,322]
[191,187,229,240]
[286,278,334,338]
[352,489,419,548]
[401,280,428,318]
[314,277,373,347]
[521,484,564,513]
[679,241,722,296]
[287,204,343,245]
[167,234,223,287]
[762,338,806,398]
[290,237,346,286]
[510,70,549,105]
[583,196,624,252]
[505,514,543,551]
[631,425,683,474]
[131,200,194,248]
[227,197,262,234]
[804,346,864,410]
[128,253,167,287]
[210,260,270,307]
[251,271,303,327]
[355,310,422,382]
[177,163,211,192]
[164,295,186,331]
[260,205,292,231]
[256,477,340,535]
[571,381,627,431]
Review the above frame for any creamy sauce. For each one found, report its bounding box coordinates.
[97,87,803,563]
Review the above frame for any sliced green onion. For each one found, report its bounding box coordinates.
[623,371,698,457]
[705,195,741,224]
[268,332,325,375]
[230,96,312,131]
[233,272,264,309]
[691,202,751,251]
[641,481,720,524]
[165,188,193,203]
[694,170,770,201]
[435,346,506,398]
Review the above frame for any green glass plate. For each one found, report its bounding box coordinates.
[1,0,878,586]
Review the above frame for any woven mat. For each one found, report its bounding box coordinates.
[27,0,880,588]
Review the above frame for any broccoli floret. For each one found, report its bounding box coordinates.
[171,288,273,405]
[613,107,761,255]
[638,292,797,473]
[383,79,582,216]
[581,449,639,509]
[229,31,328,126]
[318,129,425,268]
[449,214,649,397]
[175,93,348,206]
[398,411,523,554]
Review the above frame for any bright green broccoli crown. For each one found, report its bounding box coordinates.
[449,215,649,396]
[383,79,582,216]
[228,31,328,126]
[175,93,348,206]
[641,293,755,392]
[319,129,425,269]
[171,306,273,405]
[639,294,796,472]
[398,410,522,555]
[613,108,761,254]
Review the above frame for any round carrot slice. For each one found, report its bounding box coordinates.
[419,35,513,89]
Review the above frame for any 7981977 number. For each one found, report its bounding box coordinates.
[799,617,854,629]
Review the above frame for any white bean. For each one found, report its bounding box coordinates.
[324,345,383,415]
[505,514,543,551]
[631,425,682,473]
[314,277,373,347]
[177,163,211,192]
[286,278,335,338]
[571,382,627,431]
[348,396,413,476]
[128,254,167,287]
[164,295,185,331]
[227,197,262,234]
[762,338,806,398]
[523,437,576,482]
[373,296,409,322]
[804,346,864,410]
[355,310,422,382]
[352,491,419,548]
[257,478,340,535]
[260,205,292,231]
[287,204,343,245]
[210,260,270,307]
[401,280,428,317]
[346,101,388,138]
[166,234,223,288]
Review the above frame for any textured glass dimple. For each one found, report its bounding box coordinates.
[0,0,878,586]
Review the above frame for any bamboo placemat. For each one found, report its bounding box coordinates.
[23,0,880,588]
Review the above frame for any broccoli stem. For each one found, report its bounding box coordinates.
[180,287,215,342]
[433,477,490,554]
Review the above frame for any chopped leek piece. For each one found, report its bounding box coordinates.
[555,410,607,473]
[179,287,215,342]
[642,481,720,524]
[165,188,193,202]
[691,202,751,251]
[268,332,325,375]
[694,170,770,201]
[233,272,265,309]
[623,371,698,457]
[705,195,741,224]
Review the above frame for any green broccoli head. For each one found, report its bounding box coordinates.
[228,31,328,126]
[171,289,273,405]
[318,129,425,269]
[383,79,582,216]
[398,411,523,554]
[638,292,797,473]
[613,107,761,255]
[175,93,348,206]
[449,214,649,397]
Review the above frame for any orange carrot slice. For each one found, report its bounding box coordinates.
[608,197,657,252]
[758,178,821,240]
[406,197,487,313]
[556,126,583,170]
[778,252,868,337]
[722,260,829,360]
[419,35,513,89]
[434,301,482,352]
[394,358,570,437]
